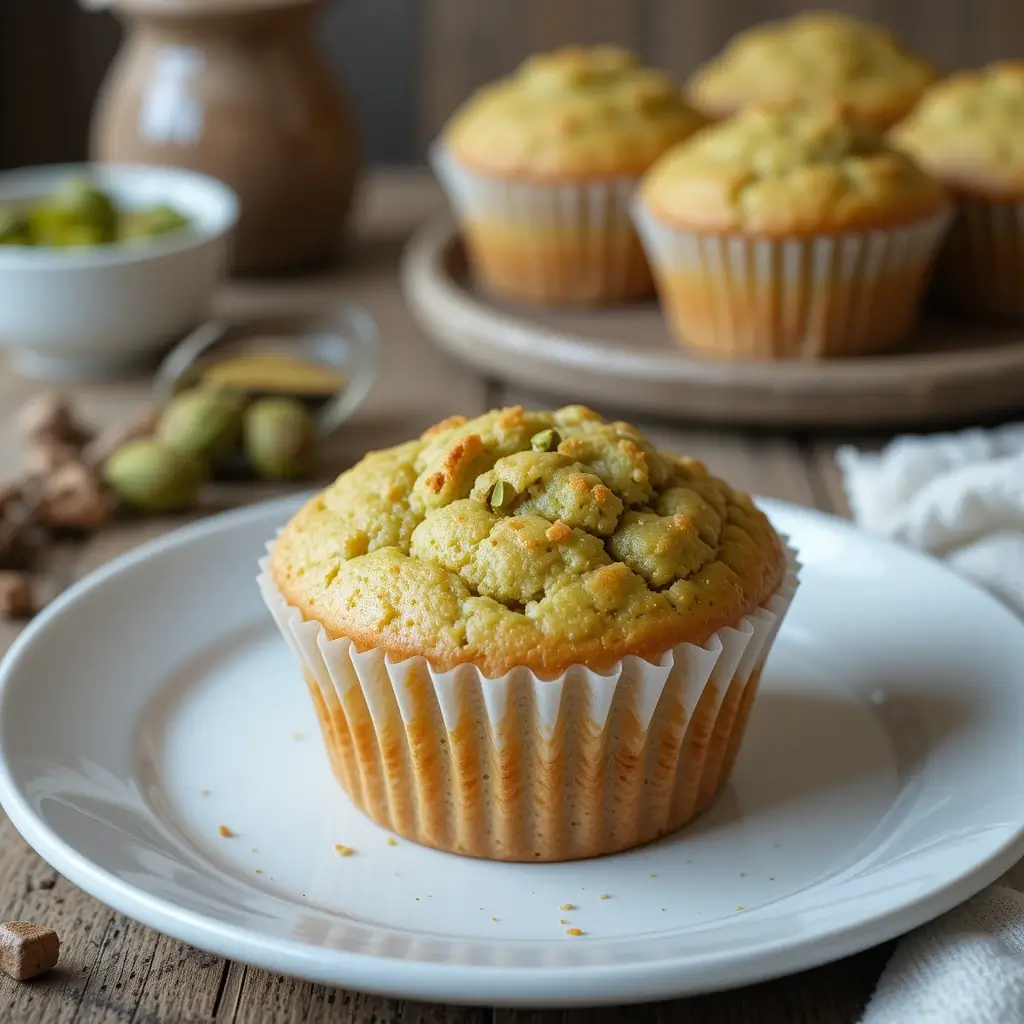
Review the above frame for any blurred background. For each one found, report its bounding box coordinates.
[3,0,1023,171]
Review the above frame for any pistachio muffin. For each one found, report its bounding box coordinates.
[432,47,707,304]
[632,102,950,359]
[891,63,1024,322]
[689,12,937,129]
[260,406,798,862]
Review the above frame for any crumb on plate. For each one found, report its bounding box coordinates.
[333,844,354,857]
[217,824,234,838]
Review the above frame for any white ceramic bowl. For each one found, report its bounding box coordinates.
[0,163,238,380]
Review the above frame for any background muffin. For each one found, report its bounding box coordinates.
[891,63,1024,322]
[688,12,937,130]
[261,405,797,861]
[633,102,950,360]
[432,47,707,305]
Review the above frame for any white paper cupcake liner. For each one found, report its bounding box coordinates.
[429,143,652,304]
[932,197,1024,322]
[258,540,800,862]
[632,198,952,358]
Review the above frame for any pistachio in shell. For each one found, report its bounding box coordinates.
[103,439,204,514]
[243,398,317,481]
[156,388,244,469]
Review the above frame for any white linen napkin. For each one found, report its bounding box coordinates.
[837,424,1024,1024]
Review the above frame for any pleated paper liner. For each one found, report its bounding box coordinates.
[259,542,799,863]
[430,143,652,305]
[632,200,952,359]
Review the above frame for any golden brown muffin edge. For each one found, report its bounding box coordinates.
[639,100,947,235]
[688,11,938,129]
[270,406,786,678]
[442,45,708,181]
[890,62,1024,200]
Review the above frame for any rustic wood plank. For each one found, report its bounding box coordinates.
[419,0,528,147]
[223,970,485,1024]
[7,0,1024,171]
[804,432,897,521]
[645,0,735,83]
[0,846,230,1024]
[493,947,887,1024]
[806,441,855,520]
[525,0,645,52]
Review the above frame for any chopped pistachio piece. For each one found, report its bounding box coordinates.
[488,480,517,510]
[530,428,561,453]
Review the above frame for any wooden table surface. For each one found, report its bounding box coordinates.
[0,170,897,1024]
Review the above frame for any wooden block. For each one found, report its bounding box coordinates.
[0,922,60,981]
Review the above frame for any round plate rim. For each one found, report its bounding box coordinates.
[1,495,1023,1007]
[401,216,1024,429]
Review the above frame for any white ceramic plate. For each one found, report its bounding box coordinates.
[1,497,1023,1008]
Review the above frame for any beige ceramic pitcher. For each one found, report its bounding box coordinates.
[90,0,360,275]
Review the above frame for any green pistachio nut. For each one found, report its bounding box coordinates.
[530,428,561,453]
[157,388,245,469]
[0,206,31,245]
[103,439,204,513]
[120,203,192,242]
[52,177,118,243]
[243,398,317,480]
[488,479,517,510]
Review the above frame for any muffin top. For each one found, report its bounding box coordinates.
[442,46,708,180]
[639,101,946,234]
[890,63,1024,199]
[688,12,937,128]
[271,406,785,678]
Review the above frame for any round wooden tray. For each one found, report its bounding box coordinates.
[402,216,1024,429]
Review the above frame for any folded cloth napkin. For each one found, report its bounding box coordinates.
[838,424,1024,1024]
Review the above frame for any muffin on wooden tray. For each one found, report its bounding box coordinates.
[260,405,798,862]
[891,63,1024,322]
[632,101,950,360]
[431,47,707,305]
[688,12,937,130]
